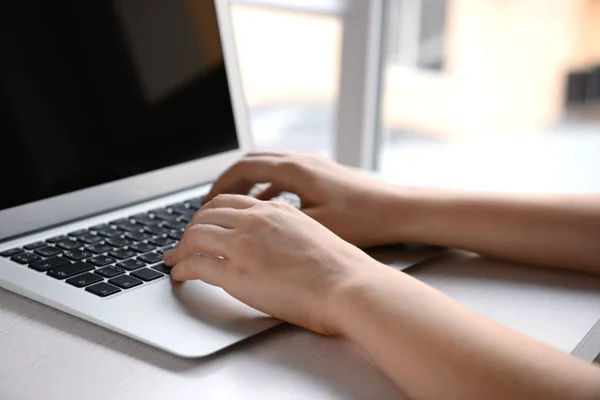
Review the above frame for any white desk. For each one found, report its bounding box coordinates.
[2,249,599,400]
[2,135,600,399]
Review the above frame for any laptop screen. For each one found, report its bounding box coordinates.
[0,0,239,212]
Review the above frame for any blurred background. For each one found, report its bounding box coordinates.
[230,0,600,191]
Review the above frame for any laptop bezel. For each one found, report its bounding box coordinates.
[0,0,253,242]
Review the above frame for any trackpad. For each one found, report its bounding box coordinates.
[172,280,276,334]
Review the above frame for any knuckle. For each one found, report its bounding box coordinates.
[205,193,232,208]
[187,223,204,235]
[189,208,207,224]
[233,232,254,249]
[267,200,296,213]
[279,158,302,175]
[278,201,296,211]
[183,224,204,245]
[243,210,269,226]
[198,208,216,219]
[212,193,230,203]
[236,158,254,173]
[189,207,202,221]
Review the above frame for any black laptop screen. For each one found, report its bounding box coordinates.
[0,0,239,211]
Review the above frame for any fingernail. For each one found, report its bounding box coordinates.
[163,250,174,265]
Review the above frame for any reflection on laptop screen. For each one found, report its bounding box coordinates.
[0,0,238,211]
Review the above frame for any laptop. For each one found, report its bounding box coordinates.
[0,0,437,358]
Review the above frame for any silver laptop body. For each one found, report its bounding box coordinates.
[0,0,436,357]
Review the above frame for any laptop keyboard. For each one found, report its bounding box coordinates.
[0,192,301,299]
[0,196,205,298]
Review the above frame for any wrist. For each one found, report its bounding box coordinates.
[324,260,402,337]
[377,185,438,244]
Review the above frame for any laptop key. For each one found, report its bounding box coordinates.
[177,214,191,223]
[125,231,151,242]
[24,241,46,250]
[46,235,69,244]
[167,230,183,240]
[131,268,163,282]
[150,207,170,215]
[105,237,135,248]
[152,263,172,275]
[55,239,82,250]
[150,237,174,247]
[153,212,178,222]
[66,273,103,288]
[116,222,142,232]
[96,266,125,278]
[144,225,170,236]
[79,234,103,244]
[29,256,70,272]
[116,259,146,271]
[97,228,122,238]
[89,255,117,267]
[129,242,156,253]
[85,244,114,254]
[134,217,161,227]
[179,209,196,218]
[108,249,136,260]
[156,244,177,255]
[187,196,204,208]
[68,229,89,237]
[90,223,109,231]
[34,246,62,257]
[110,218,131,226]
[1,248,24,257]
[64,249,93,261]
[109,275,143,289]
[170,205,192,215]
[11,253,43,264]
[48,262,94,279]
[138,252,163,264]
[86,282,121,297]
[162,220,186,230]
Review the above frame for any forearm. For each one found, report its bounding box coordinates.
[388,188,600,274]
[334,266,600,400]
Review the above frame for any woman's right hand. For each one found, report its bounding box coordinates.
[165,194,386,336]
[204,151,410,248]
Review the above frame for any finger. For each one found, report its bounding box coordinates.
[205,156,307,202]
[206,156,280,201]
[165,224,231,265]
[185,195,257,232]
[171,254,228,285]
[255,183,283,201]
[246,150,292,158]
[185,207,245,231]
[201,193,258,211]
[184,199,247,232]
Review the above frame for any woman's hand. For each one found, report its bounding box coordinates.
[203,151,411,248]
[164,191,600,400]
[163,194,384,335]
